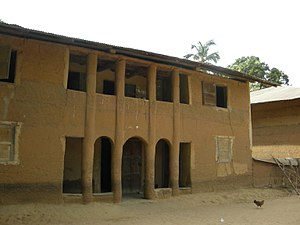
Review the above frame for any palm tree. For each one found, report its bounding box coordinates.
[184,39,220,64]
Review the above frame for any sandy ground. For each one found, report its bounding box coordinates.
[1,188,299,225]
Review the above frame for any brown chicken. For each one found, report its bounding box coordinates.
[254,200,264,208]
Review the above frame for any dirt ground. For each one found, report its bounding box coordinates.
[1,188,299,225]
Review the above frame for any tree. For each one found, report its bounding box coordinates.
[184,39,220,64]
[228,56,289,91]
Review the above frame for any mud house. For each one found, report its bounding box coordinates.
[251,86,300,158]
[0,23,275,204]
[251,87,300,187]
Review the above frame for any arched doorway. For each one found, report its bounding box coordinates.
[122,137,145,197]
[155,139,170,188]
[93,137,112,193]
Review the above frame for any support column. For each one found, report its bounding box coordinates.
[170,69,180,196]
[82,52,97,203]
[112,59,126,203]
[145,64,156,199]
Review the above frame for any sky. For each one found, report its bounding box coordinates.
[1,0,299,87]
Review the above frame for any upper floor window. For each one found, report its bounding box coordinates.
[125,63,148,99]
[216,86,227,108]
[0,122,21,164]
[202,82,227,108]
[102,80,115,95]
[0,45,17,83]
[180,73,190,104]
[97,59,116,95]
[67,54,87,92]
[156,70,172,102]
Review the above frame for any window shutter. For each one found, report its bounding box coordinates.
[0,123,14,162]
[216,136,233,163]
[0,45,11,79]
[202,82,216,106]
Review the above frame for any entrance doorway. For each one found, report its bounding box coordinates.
[93,137,112,193]
[155,139,170,188]
[63,137,83,194]
[122,138,144,196]
[179,143,191,188]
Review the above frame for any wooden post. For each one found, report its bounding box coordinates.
[82,52,97,203]
[144,64,156,199]
[170,69,180,196]
[112,59,126,203]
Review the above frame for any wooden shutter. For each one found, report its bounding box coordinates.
[0,45,11,79]
[216,136,233,163]
[0,124,14,162]
[202,82,216,106]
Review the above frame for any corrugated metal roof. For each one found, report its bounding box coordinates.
[253,157,299,166]
[0,22,279,86]
[251,86,300,104]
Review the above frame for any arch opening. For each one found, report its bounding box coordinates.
[155,139,170,188]
[122,137,145,198]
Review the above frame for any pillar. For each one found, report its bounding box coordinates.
[170,69,180,196]
[112,59,126,203]
[82,52,97,203]
[144,64,156,199]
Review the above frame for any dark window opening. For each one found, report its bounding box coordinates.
[67,72,86,91]
[125,64,148,99]
[216,86,227,108]
[202,82,228,108]
[156,70,172,102]
[179,143,191,188]
[180,74,189,104]
[103,80,115,95]
[0,47,17,83]
[67,54,87,92]
[96,59,116,95]
[63,137,83,194]
[125,83,136,97]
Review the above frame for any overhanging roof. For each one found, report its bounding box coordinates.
[0,22,278,86]
[253,157,299,166]
[251,86,300,104]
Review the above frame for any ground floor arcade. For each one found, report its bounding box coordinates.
[63,136,191,203]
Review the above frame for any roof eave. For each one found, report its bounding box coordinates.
[0,23,279,87]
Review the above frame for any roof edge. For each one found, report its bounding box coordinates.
[0,22,279,87]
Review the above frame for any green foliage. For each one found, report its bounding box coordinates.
[184,39,220,64]
[228,56,289,91]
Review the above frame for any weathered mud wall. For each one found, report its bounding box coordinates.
[252,99,300,159]
[0,37,68,203]
[252,99,300,146]
[0,34,252,204]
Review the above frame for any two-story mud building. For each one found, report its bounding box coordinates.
[0,23,275,204]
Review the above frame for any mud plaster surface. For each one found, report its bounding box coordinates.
[1,188,299,225]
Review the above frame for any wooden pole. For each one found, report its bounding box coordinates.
[82,52,97,203]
